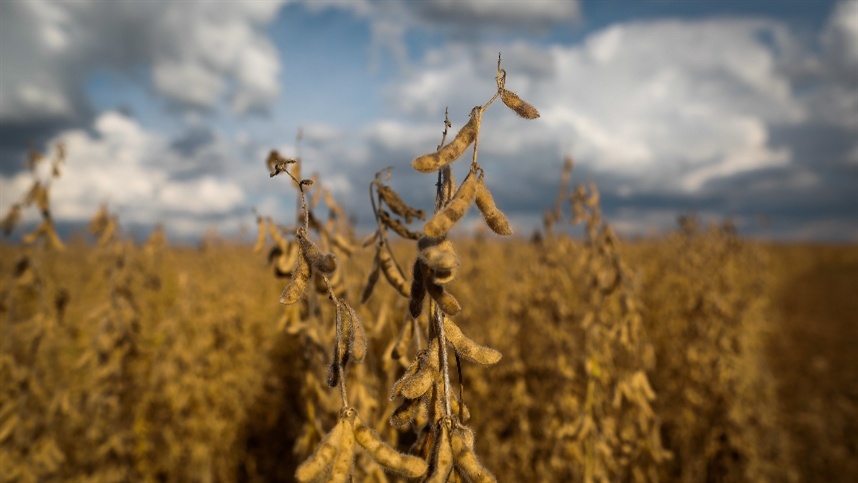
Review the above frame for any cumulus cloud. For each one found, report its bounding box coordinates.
[357,12,854,240]
[0,111,247,238]
[0,0,284,127]
[413,0,581,31]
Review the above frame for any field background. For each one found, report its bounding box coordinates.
[1,224,855,482]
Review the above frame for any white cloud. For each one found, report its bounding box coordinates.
[386,18,805,194]
[414,0,581,30]
[0,0,285,123]
[0,111,247,236]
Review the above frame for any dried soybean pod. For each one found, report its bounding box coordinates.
[46,223,65,250]
[501,89,540,119]
[332,233,355,255]
[409,259,428,319]
[475,176,513,235]
[444,317,502,365]
[427,420,454,483]
[412,106,479,173]
[267,217,288,248]
[296,227,325,265]
[391,316,414,361]
[346,303,367,362]
[390,396,424,428]
[426,281,462,316]
[360,257,381,304]
[314,253,337,274]
[423,169,478,237]
[419,237,459,284]
[280,250,310,304]
[335,302,351,367]
[329,415,356,483]
[379,209,421,240]
[450,393,471,422]
[378,184,425,222]
[451,426,496,483]
[353,414,429,478]
[253,216,267,253]
[378,244,410,297]
[294,419,345,482]
[389,350,421,400]
[391,339,440,400]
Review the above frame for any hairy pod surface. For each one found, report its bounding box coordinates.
[427,420,454,483]
[419,238,460,284]
[426,281,462,316]
[314,253,337,274]
[346,303,367,362]
[423,169,478,237]
[451,426,497,483]
[412,107,480,173]
[279,250,310,305]
[475,177,513,236]
[378,245,410,298]
[296,227,326,266]
[390,396,424,428]
[409,259,428,319]
[329,415,356,483]
[444,317,502,365]
[354,414,429,478]
[391,339,440,400]
[294,418,345,482]
[378,184,425,223]
[335,302,351,368]
[501,89,540,119]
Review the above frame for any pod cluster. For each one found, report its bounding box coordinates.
[295,407,429,482]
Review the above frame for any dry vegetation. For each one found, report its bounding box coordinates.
[2,59,857,483]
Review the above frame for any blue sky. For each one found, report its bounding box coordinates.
[1,0,856,242]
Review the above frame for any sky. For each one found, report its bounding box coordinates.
[0,0,856,243]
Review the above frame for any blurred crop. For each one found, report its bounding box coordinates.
[2,62,856,483]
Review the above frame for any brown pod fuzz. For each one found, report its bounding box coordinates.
[296,227,326,266]
[329,416,356,483]
[346,303,367,362]
[378,184,425,222]
[444,317,502,365]
[419,237,460,284]
[390,396,424,428]
[451,426,497,483]
[379,209,421,240]
[427,420,454,483]
[475,177,513,235]
[378,245,410,297]
[335,302,351,367]
[354,414,429,478]
[412,107,480,173]
[423,169,478,237]
[450,393,471,422]
[360,258,381,304]
[391,339,440,400]
[280,251,311,304]
[294,419,345,482]
[408,259,428,319]
[314,253,337,274]
[426,280,462,316]
[501,89,540,119]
